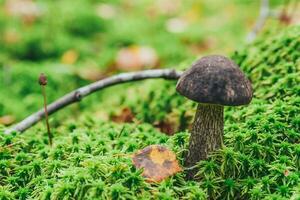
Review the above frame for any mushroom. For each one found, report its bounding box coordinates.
[176,55,253,179]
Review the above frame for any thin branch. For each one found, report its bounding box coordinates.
[246,0,270,43]
[4,69,183,135]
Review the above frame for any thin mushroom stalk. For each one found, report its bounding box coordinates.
[176,55,253,180]
[185,104,223,179]
[39,73,53,146]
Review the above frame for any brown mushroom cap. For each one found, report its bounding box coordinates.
[176,55,253,106]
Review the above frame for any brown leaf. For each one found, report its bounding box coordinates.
[154,121,176,136]
[165,17,188,33]
[132,145,182,183]
[75,67,104,81]
[279,12,292,25]
[278,3,300,25]
[284,169,289,177]
[61,50,79,65]
[188,37,216,54]
[0,115,16,125]
[115,46,158,71]
[156,0,181,15]
[5,0,41,24]
[111,108,134,123]
[96,3,117,19]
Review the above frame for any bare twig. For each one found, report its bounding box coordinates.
[4,69,183,135]
[246,0,270,43]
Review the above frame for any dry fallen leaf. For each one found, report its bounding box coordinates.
[96,3,117,19]
[284,169,289,177]
[165,17,188,33]
[116,46,158,71]
[154,121,176,136]
[132,145,182,183]
[156,0,181,15]
[75,67,104,81]
[288,3,300,25]
[111,107,135,123]
[61,50,79,65]
[5,0,42,24]
[189,37,216,54]
[0,115,16,125]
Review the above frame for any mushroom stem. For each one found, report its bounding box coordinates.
[184,103,224,179]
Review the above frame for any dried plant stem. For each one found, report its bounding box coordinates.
[41,85,53,146]
[5,69,183,135]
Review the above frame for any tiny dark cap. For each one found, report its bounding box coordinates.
[176,55,253,106]
[39,73,47,85]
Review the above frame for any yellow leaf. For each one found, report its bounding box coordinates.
[61,50,78,65]
[0,115,15,125]
[132,145,182,183]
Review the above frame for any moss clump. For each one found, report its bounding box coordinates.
[0,121,207,199]
[233,26,300,100]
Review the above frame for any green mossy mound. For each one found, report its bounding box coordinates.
[1,26,300,199]
[233,26,300,100]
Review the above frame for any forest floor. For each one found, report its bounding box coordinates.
[0,0,300,199]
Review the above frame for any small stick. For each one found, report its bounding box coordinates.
[39,73,53,146]
[5,69,183,134]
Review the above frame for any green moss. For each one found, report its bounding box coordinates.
[232,26,300,100]
[1,26,300,199]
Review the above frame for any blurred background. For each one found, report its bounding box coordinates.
[0,0,298,127]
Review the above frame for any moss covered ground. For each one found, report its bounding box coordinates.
[0,24,299,199]
[0,0,300,199]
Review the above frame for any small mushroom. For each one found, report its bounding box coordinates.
[176,55,253,179]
